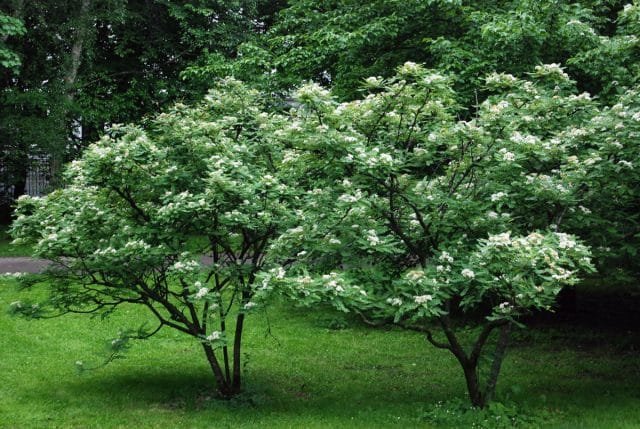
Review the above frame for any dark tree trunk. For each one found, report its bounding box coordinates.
[12,169,26,200]
[201,343,234,399]
[483,322,512,405]
[461,360,484,407]
[435,314,513,409]
[232,312,246,392]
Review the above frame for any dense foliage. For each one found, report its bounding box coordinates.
[0,0,284,220]
[186,0,638,103]
[6,0,640,409]
[11,80,299,397]
[260,64,598,407]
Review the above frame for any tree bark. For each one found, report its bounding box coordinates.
[64,0,92,95]
[232,312,246,392]
[482,322,512,405]
[52,0,93,179]
[462,360,484,408]
[201,342,233,398]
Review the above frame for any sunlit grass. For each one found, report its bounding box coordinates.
[1,276,639,428]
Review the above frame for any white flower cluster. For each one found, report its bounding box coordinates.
[488,231,512,246]
[365,229,380,246]
[551,266,573,281]
[322,272,345,293]
[439,251,454,263]
[499,148,516,162]
[406,270,425,282]
[206,331,221,341]
[485,73,518,86]
[414,294,433,304]
[511,131,539,146]
[498,301,514,314]
[488,100,510,114]
[337,189,363,203]
[534,63,570,81]
[556,233,577,249]
[461,268,475,279]
[295,82,331,101]
[170,259,201,274]
[194,284,209,299]
[386,297,403,306]
[398,61,423,76]
[490,191,507,202]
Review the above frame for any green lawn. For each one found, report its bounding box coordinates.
[1,276,639,428]
[0,226,32,257]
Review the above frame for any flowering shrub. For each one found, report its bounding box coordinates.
[11,62,639,406]
[11,79,299,398]
[266,63,598,407]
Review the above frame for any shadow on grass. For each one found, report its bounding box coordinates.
[18,364,447,416]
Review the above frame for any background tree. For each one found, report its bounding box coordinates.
[0,5,25,73]
[184,0,632,103]
[0,0,285,222]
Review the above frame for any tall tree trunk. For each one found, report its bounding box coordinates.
[52,0,93,178]
[64,0,91,95]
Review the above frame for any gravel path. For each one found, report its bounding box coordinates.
[0,257,52,274]
[0,255,216,274]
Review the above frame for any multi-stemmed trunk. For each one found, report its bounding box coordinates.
[201,311,247,399]
[427,316,513,408]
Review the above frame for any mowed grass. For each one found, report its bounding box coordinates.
[1,277,640,428]
[0,226,32,257]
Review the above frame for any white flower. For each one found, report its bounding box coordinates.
[206,331,221,341]
[329,238,342,245]
[365,76,382,86]
[526,232,544,245]
[618,160,633,169]
[498,302,513,313]
[487,211,499,219]
[379,153,394,165]
[501,151,515,162]
[438,251,454,263]
[461,269,475,279]
[566,155,579,164]
[535,63,570,80]
[243,302,257,310]
[490,192,507,202]
[386,297,403,306]
[275,266,286,280]
[195,287,209,299]
[399,61,421,75]
[414,294,433,304]
[338,193,359,203]
[556,233,577,249]
[488,231,512,246]
[365,229,380,246]
[406,270,424,281]
[551,267,573,281]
